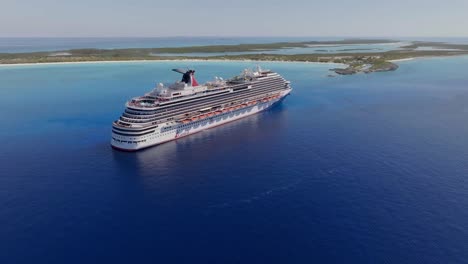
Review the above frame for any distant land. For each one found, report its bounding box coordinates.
[1,39,468,75]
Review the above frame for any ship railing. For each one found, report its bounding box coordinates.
[121,85,286,125]
[123,90,281,124]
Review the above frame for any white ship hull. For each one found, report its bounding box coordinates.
[111,89,291,151]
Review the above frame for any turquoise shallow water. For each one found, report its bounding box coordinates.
[1,57,468,263]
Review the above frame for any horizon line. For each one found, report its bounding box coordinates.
[0,35,467,39]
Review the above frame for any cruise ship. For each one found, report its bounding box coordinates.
[111,67,292,151]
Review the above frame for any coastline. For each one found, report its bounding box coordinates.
[388,58,415,62]
[2,39,468,70]
[0,59,347,68]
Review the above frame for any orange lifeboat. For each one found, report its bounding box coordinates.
[191,116,199,121]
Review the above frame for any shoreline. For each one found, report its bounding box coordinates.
[388,58,415,62]
[2,40,468,70]
[0,59,347,67]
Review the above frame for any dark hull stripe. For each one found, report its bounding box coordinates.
[112,129,155,136]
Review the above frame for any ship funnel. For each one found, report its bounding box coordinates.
[191,71,199,86]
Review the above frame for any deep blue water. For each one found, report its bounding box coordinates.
[1,57,468,263]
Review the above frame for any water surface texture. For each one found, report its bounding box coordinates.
[1,58,468,263]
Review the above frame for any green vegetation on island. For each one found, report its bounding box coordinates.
[330,57,399,75]
[1,40,468,75]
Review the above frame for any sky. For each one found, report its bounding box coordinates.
[1,0,467,37]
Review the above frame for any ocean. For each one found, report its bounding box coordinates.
[1,55,468,263]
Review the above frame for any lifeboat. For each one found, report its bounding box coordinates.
[191,117,199,121]
[208,112,214,117]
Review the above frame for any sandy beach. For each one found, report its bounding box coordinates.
[389,58,415,62]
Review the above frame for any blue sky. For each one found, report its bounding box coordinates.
[1,0,467,37]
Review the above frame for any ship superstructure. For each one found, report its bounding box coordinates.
[111,66,292,151]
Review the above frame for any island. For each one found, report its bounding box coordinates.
[330,57,399,75]
[1,39,468,75]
